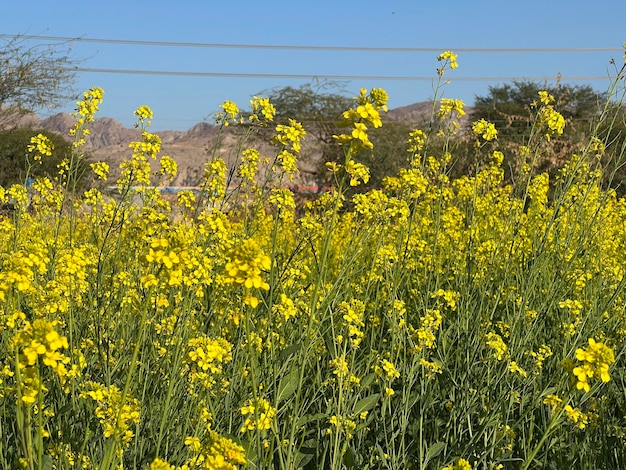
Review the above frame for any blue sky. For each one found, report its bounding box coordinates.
[2,0,625,131]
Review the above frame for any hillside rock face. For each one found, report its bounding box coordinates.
[40,113,76,137]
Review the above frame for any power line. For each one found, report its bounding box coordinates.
[68,66,612,82]
[2,33,623,53]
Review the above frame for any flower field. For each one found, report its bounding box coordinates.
[2,51,626,469]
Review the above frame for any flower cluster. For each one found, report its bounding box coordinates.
[80,382,141,444]
[535,91,566,140]
[187,336,233,375]
[437,98,466,119]
[337,298,366,348]
[223,239,271,290]
[27,133,54,162]
[327,414,358,439]
[13,319,70,403]
[185,427,247,470]
[442,457,472,470]
[249,95,276,123]
[543,394,592,429]
[273,119,306,154]
[485,331,508,361]
[240,397,276,432]
[334,87,388,154]
[471,119,498,141]
[571,338,615,392]
[154,422,247,470]
[90,161,110,181]
[201,157,228,203]
[409,309,442,353]
[216,100,243,126]
[407,129,427,154]
[437,50,459,75]
[70,87,104,147]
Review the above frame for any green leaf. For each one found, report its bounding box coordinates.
[360,372,377,389]
[42,455,53,470]
[277,367,300,403]
[343,445,356,467]
[279,342,302,361]
[424,441,446,465]
[295,413,327,428]
[353,393,380,415]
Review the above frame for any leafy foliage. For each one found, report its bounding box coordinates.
[0,128,73,187]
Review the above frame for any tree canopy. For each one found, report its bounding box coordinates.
[471,81,607,142]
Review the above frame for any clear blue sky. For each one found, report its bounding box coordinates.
[2,0,625,131]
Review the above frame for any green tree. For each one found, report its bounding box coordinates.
[366,120,415,189]
[596,103,626,194]
[258,82,419,192]
[469,81,608,181]
[261,81,353,144]
[257,81,352,186]
[472,81,606,141]
[0,128,74,187]
[0,35,78,129]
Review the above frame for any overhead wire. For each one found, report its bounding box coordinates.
[62,66,610,82]
[3,33,621,82]
[0,33,622,53]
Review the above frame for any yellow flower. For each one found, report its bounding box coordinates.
[187,336,233,374]
[240,398,276,432]
[90,161,110,180]
[224,238,271,290]
[442,457,472,470]
[471,119,498,141]
[249,95,276,122]
[380,359,400,380]
[350,122,373,149]
[370,87,389,111]
[407,129,427,153]
[217,100,242,126]
[538,90,554,105]
[185,427,246,469]
[16,319,69,372]
[420,358,443,377]
[80,382,140,443]
[564,405,588,429]
[159,155,178,180]
[71,87,104,146]
[134,104,153,121]
[345,160,370,186]
[508,361,527,378]
[150,458,175,470]
[572,338,615,391]
[437,51,459,76]
[437,98,465,119]
[485,331,508,361]
[27,133,54,162]
[543,394,562,410]
[274,119,307,153]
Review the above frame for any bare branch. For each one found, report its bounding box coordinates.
[0,34,79,129]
